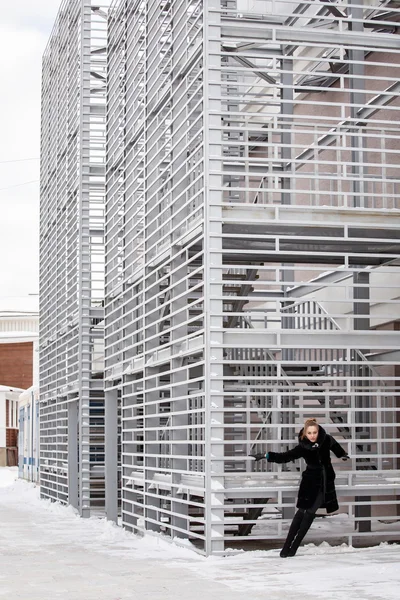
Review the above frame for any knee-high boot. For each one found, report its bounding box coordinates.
[287,511,316,556]
[280,510,305,558]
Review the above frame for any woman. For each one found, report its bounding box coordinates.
[252,418,349,557]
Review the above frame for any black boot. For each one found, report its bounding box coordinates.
[280,510,304,558]
[287,511,315,557]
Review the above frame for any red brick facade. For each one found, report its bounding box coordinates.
[0,342,33,389]
[6,429,18,447]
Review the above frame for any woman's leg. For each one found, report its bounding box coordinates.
[280,509,305,557]
[287,491,324,556]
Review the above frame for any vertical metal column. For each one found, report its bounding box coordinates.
[142,1,163,533]
[348,0,366,207]
[281,53,293,207]
[280,50,296,519]
[77,0,93,519]
[204,0,224,556]
[143,275,162,533]
[168,0,192,539]
[105,388,118,522]
[170,250,189,536]
[354,270,372,532]
[68,400,79,509]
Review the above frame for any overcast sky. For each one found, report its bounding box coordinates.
[0,2,61,299]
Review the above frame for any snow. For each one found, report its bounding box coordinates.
[0,467,18,488]
[1,467,400,600]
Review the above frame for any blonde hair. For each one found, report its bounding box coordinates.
[301,418,319,439]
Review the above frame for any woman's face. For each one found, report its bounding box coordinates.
[305,425,319,443]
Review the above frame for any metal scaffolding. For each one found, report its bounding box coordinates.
[39,0,109,516]
[104,0,400,555]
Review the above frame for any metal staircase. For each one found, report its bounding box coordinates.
[281,299,391,470]
[130,269,395,540]
[217,290,395,537]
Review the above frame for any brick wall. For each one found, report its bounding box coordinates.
[0,342,33,389]
[6,429,18,447]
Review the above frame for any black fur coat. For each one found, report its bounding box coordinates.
[267,426,347,513]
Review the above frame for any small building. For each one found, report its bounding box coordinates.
[0,385,24,467]
[0,296,39,472]
[0,295,39,390]
[18,387,40,482]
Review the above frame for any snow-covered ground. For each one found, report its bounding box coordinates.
[1,468,399,600]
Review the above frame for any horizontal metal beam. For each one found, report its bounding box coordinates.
[223,330,400,351]
[221,19,400,50]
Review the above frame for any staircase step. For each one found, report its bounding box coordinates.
[235,498,269,537]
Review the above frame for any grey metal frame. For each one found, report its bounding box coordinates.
[39,0,109,516]
[32,0,399,555]
[105,0,400,555]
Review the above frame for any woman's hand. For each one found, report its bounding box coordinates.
[250,453,268,461]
